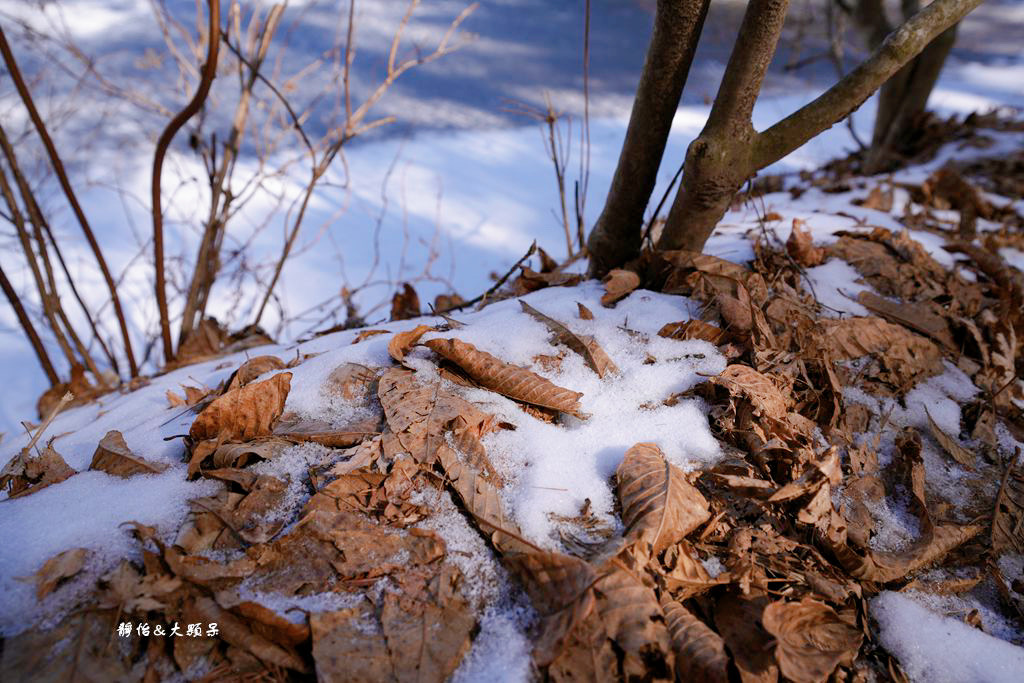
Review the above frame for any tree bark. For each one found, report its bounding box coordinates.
[863,23,958,173]
[586,0,709,277]
[654,0,980,254]
[658,0,790,252]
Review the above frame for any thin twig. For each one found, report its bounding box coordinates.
[434,240,537,315]
[0,262,59,385]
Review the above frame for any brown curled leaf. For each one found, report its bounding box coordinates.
[22,548,89,600]
[225,355,286,392]
[89,430,168,478]
[387,324,432,367]
[189,372,291,442]
[661,597,729,683]
[423,337,587,418]
[600,268,640,307]
[786,218,826,267]
[762,598,862,683]
[993,459,1024,554]
[520,300,619,378]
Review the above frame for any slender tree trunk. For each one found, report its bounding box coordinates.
[654,0,979,254]
[863,23,958,173]
[586,0,709,277]
[658,0,790,252]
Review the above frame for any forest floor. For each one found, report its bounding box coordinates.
[1,112,1024,682]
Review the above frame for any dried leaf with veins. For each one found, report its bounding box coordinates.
[993,459,1024,554]
[714,592,779,683]
[520,300,619,377]
[762,598,862,683]
[593,562,672,680]
[659,542,726,599]
[658,319,727,345]
[225,355,286,392]
[661,597,729,683]
[89,430,168,478]
[924,406,974,468]
[711,365,789,420]
[616,443,710,559]
[380,565,475,681]
[438,445,527,553]
[189,372,291,442]
[786,218,825,267]
[387,324,432,367]
[311,600,396,681]
[378,367,495,464]
[504,549,598,665]
[600,268,640,306]
[21,547,89,600]
[423,337,587,418]
[191,595,309,672]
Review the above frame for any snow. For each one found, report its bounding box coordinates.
[872,591,1024,683]
[804,259,874,317]
[0,469,219,634]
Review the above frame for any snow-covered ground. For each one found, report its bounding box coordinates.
[2,1,1024,680]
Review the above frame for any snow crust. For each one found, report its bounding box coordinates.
[872,591,1024,683]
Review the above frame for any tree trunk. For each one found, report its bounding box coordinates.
[658,0,790,252]
[863,23,958,173]
[586,0,709,277]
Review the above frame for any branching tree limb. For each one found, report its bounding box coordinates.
[585,0,710,277]
[152,0,221,363]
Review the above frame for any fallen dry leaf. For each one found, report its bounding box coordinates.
[714,592,779,683]
[89,430,168,478]
[24,547,89,600]
[423,337,587,418]
[387,325,432,367]
[786,219,826,267]
[226,355,287,392]
[593,562,672,680]
[661,597,729,683]
[190,372,292,442]
[992,459,1024,555]
[311,600,396,681]
[520,300,619,378]
[658,319,728,345]
[600,269,640,307]
[390,283,421,321]
[616,443,710,559]
[577,302,594,320]
[762,598,862,683]
[711,365,789,420]
[1,444,76,499]
[924,406,975,468]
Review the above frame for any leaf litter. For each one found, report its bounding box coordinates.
[1,120,1024,681]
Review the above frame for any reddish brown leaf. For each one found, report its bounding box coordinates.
[600,268,640,307]
[189,372,291,442]
[22,547,89,600]
[661,597,729,683]
[762,598,862,683]
[89,430,168,478]
[225,355,286,392]
[387,324,432,367]
[390,283,421,321]
[786,219,826,267]
[576,302,594,320]
[658,319,728,345]
[616,443,710,558]
[423,337,586,418]
[993,459,1024,554]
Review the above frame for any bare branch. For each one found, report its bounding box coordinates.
[754,0,982,169]
[0,262,59,385]
[0,25,138,376]
[151,0,221,363]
